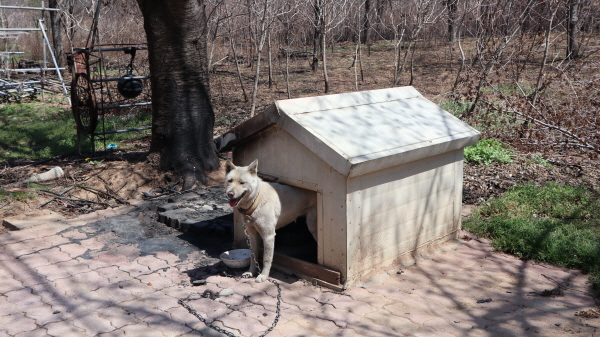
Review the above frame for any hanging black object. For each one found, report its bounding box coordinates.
[117,48,143,99]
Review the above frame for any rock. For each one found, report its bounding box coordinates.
[192,279,207,286]
[219,288,234,297]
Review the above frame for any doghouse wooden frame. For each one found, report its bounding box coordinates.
[216,86,480,289]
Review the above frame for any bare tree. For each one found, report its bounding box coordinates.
[247,0,295,116]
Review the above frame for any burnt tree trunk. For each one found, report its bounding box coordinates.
[137,0,219,189]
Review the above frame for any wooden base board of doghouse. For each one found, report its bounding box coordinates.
[260,249,344,291]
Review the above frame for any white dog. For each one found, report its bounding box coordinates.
[225,159,317,282]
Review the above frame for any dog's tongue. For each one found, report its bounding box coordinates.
[229,198,240,207]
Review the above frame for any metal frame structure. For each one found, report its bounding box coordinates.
[68,45,151,154]
[0,4,69,102]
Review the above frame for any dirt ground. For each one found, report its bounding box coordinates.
[1,149,598,233]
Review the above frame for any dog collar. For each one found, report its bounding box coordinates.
[237,189,261,219]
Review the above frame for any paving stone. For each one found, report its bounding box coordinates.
[220,310,270,336]
[410,325,455,337]
[116,322,166,337]
[72,311,116,335]
[87,284,135,307]
[325,294,377,317]
[272,319,317,337]
[48,297,93,319]
[364,308,420,335]
[39,247,72,264]
[344,287,395,309]
[33,264,73,281]
[74,256,112,271]
[328,328,370,337]
[5,288,44,310]
[136,254,170,271]
[23,304,66,326]
[74,270,110,289]
[0,312,38,335]
[14,328,51,337]
[310,305,364,329]
[139,291,181,311]
[154,251,181,265]
[96,266,134,284]
[0,276,25,294]
[2,211,65,231]
[44,320,88,337]
[118,260,151,277]
[39,235,70,248]
[54,259,91,278]
[136,273,175,290]
[145,313,194,336]
[58,243,90,259]
[0,296,18,316]
[115,279,156,297]
[96,306,139,330]
[384,302,437,325]
[117,300,163,321]
[287,313,341,336]
[345,320,400,337]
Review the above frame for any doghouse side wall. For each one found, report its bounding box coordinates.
[232,126,349,279]
[345,150,463,283]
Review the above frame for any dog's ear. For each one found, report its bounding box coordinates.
[248,159,258,175]
[225,160,236,173]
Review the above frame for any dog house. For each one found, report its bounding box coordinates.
[215,86,480,289]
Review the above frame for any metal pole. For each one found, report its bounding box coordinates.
[0,5,60,11]
[38,20,70,106]
[41,3,46,101]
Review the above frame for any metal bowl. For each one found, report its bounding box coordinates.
[220,249,251,269]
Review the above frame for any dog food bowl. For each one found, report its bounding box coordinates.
[220,249,251,269]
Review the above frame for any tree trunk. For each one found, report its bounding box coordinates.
[311,0,323,72]
[137,0,219,189]
[48,0,63,67]
[446,0,458,45]
[567,0,580,59]
[362,0,371,45]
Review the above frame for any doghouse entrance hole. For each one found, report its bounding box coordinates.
[275,215,318,264]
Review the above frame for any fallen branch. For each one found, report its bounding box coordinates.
[38,186,75,208]
[39,189,116,207]
[76,184,129,205]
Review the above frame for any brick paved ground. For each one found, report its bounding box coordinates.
[0,205,598,336]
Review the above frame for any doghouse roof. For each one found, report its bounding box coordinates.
[216,86,480,177]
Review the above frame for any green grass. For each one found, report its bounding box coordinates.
[440,100,471,117]
[464,182,600,292]
[0,103,151,161]
[464,138,513,165]
[0,188,35,203]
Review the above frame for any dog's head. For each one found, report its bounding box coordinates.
[225,159,260,208]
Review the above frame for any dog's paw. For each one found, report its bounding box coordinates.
[242,272,253,279]
[255,274,268,283]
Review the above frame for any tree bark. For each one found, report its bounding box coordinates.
[311,0,324,72]
[361,0,371,45]
[48,0,63,67]
[446,0,458,45]
[137,0,219,188]
[567,0,580,59]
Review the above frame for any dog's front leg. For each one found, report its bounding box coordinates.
[242,225,260,279]
[256,232,275,283]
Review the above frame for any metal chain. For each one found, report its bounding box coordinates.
[178,220,281,337]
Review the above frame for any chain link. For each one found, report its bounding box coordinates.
[179,220,281,337]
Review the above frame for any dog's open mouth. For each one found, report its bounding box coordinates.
[228,191,246,207]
